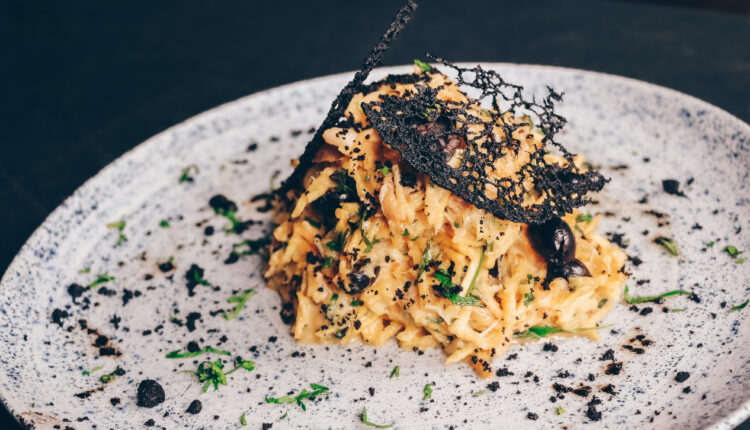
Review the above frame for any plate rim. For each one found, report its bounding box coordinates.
[1,62,749,429]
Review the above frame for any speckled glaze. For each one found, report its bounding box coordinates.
[0,64,748,429]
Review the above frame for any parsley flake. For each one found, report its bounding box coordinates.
[730,300,749,312]
[414,59,432,72]
[87,274,114,289]
[223,289,256,320]
[722,245,744,261]
[179,164,199,183]
[597,298,608,308]
[106,220,127,246]
[361,408,394,429]
[389,366,399,378]
[305,217,321,229]
[514,325,609,339]
[240,412,247,426]
[555,406,565,415]
[265,383,330,411]
[423,383,433,400]
[623,285,693,304]
[654,237,679,256]
[159,220,170,228]
[181,357,255,393]
[166,346,231,359]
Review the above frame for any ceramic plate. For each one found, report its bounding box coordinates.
[1,64,749,430]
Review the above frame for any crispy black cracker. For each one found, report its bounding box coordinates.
[277,0,418,194]
[362,56,608,224]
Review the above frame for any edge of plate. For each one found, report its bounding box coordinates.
[1,62,748,430]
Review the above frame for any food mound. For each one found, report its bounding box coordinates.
[263,62,628,377]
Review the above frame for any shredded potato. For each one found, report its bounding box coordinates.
[264,67,628,377]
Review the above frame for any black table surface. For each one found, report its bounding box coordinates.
[1,1,749,428]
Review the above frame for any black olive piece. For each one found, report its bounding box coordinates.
[559,259,591,278]
[346,271,372,294]
[208,194,237,214]
[526,216,576,264]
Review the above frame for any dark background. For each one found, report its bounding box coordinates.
[1,1,749,428]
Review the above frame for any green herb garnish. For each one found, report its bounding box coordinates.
[464,246,486,297]
[472,390,487,397]
[159,220,170,228]
[381,165,391,176]
[434,268,484,307]
[240,412,247,426]
[706,241,716,248]
[166,346,231,359]
[514,325,609,339]
[87,274,114,289]
[423,383,433,400]
[623,285,692,304]
[265,383,330,411]
[229,238,271,261]
[416,245,432,280]
[181,357,254,393]
[671,308,686,312]
[523,291,535,306]
[321,257,333,269]
[722,245,744,261]
[82,365,103,376]
[597,298,608,308]
[99,366,122,384]
[223,289,256,320]
[106,220,127,245]
[351,299,364,307]
[179,164,199,183]
[555,406,565,415]
[654,237,679,256]
[79,268,91,274]
[730,300,749,312]
[576,213,592,224]
[361,408,394,429]
[414,59,432,72]
[402,229,410,236]
[305,217,321,229]
[389,366,399,378]
[326,230,348,252]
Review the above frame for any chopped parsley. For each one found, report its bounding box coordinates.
[222,289,256,320]
[265,383,330,411]
[514,324,609,339]
[722,245,744,263]
[240,412,247,426]
[321,257,333,269]
[326,230,348,252]
[423,383,433,400]
[99,366,123,384]
[555,406,565,415]
[389,366,399,378]
[361,408,394,429]
[464,246,486,297]
[416,245,432,280]
[381,165,391,176]
[434,268,484,307]
[597,298,608,308]
[106,220,127,246]
[402,229,410,236]
[78,268,90,274]
[414,59,432,72]
[623,285,692,304]
[351,299,364,307]
[182,357,255,393]
[357,207,381,253]
[654,237,678,256]
[472,390,487,397]
[706,241,716,248]
[576,213,592,224]
[166,346,231,359]
[228,238,271,261]
[334,328,348,339]
[730,300,749,312]
[159,219,170,228]
[523,291,535,306]
[87,274,114,289]
[82,365,103,376]
[179,164,199,183]
[671,308,686,312]
[332,169,356,194]
[305,217,321,229]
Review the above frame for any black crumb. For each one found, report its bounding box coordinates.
[185,399,202,415]
[144,419,155,427]
[675,371,690,383]
[599,349,615,361]
[542,343,558,353]
[496,368,514,377]
[662,179,686,197]
[136,379,165,408]
[604,362,623,375]
[586,396,603,421]
[487,381,500,392]
[526,412,538,420]
[110,397,120,406]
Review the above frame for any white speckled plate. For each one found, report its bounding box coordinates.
[1,64,749,430]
